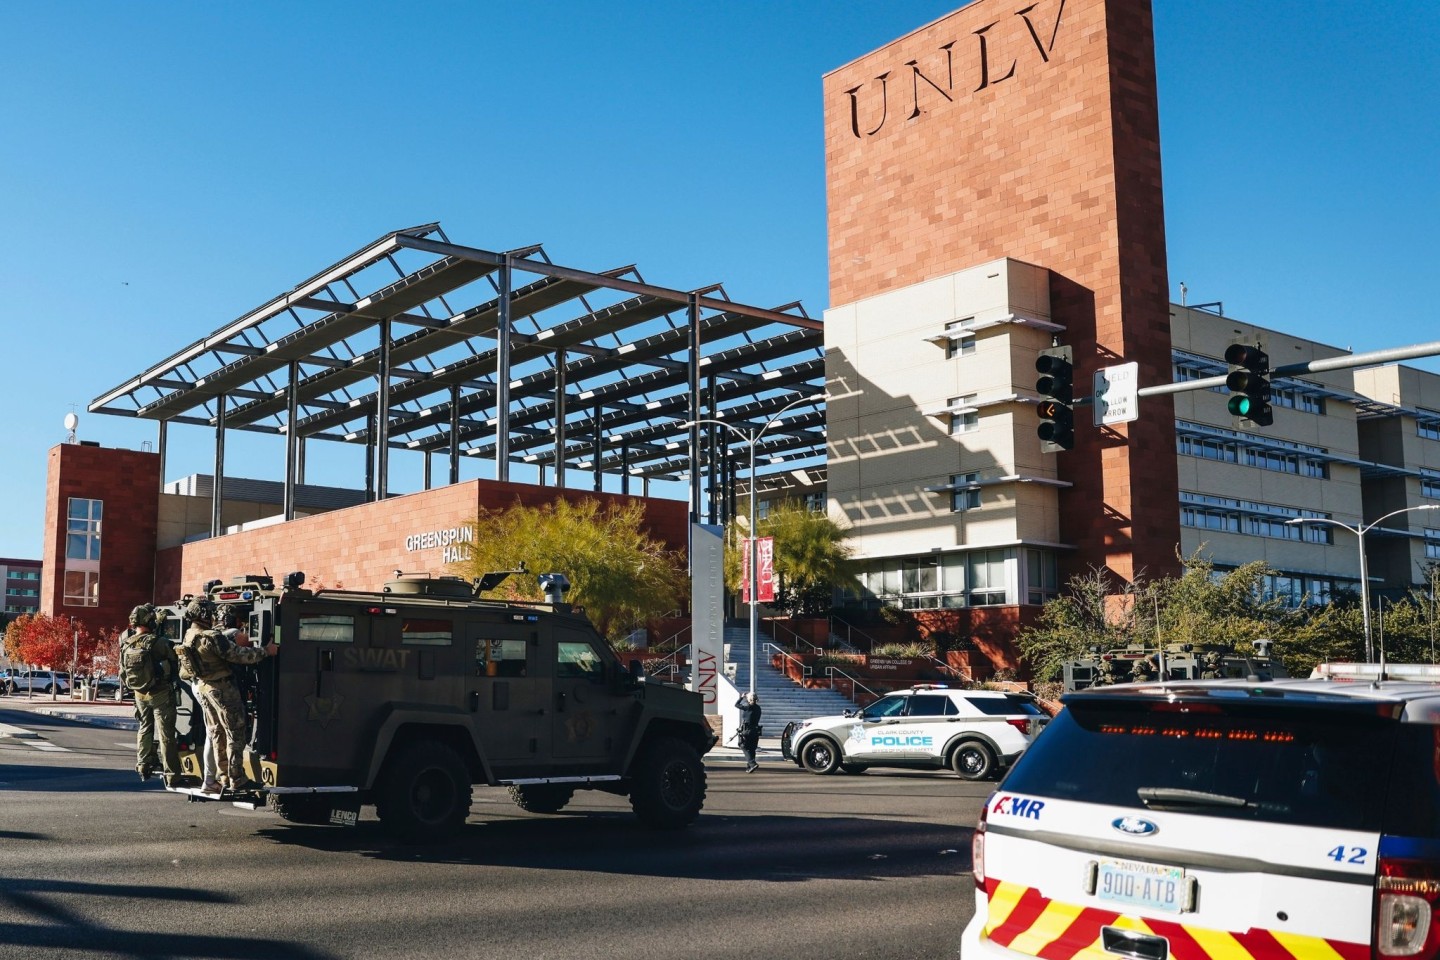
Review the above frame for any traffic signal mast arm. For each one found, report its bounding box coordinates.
[1068,339,1440,407]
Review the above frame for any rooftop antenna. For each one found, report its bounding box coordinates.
[63,409,79,444]
[1179,282,1187,306]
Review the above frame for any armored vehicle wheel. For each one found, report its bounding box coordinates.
[950,740,995,781]
[269,794,333,825]
[629,737,705,829]
[840,763,869,775]
[376,741,472,842]
[799,737,842,775]
[508,783,576,814]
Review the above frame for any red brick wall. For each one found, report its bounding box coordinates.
[41,444,160,638]
[824,0,1180,582]
[155,480,689,601]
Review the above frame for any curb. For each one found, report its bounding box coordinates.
[24,706,139,732]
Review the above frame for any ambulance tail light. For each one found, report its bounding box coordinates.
[1376,857,1440,958]
[972,804,987,889]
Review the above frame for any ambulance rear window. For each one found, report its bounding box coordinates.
[1002,700,1398,830]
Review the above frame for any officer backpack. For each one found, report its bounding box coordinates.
[176,633,203,682]
[120,633,157,693]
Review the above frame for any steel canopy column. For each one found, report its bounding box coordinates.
[495,255,513,482]
[283,359,299,521]
[423,453,432,491]
[156,421,167,493]
[364,414,375,502]
[706,374,718,524]
[211,395,226,538]
[621,444,630,496]
[297,437,306,485]
[449,385,461,485]
[376,316,391,501]
[592,402,602,493]
[554,348,567,489]
[687,294,702,524]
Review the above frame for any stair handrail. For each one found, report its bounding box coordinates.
[644,643,691,684]
[766,618,823,655]
[762,642,812,683]
[923,653,973,684]
[649,622,691,656]
[827,614,878,653]
[824,664,880,705]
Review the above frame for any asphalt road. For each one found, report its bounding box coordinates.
[0,707,986,960]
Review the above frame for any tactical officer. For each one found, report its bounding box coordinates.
[177,598,277,794]
[1130,656,1155,682]
[119,604,183,785]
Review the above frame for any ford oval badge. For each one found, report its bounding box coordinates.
[1111,816,1158,837]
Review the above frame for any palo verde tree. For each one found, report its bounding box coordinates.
[451,498,686,644]
[724,500,860,616]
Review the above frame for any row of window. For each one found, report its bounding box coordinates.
[1422,467,1440,499]
[1419,409,1440,441]
[1179,492,1332,543]
[1427,529,1440,561]
[849,548,1058,609]
[1176,421,1331,478]
[6,588,38,597]
[4,570,40,581]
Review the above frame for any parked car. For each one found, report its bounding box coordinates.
[92,675,134,701]
[780,684,1048,780]
[961,672,1440,957]
[3,669,72,695]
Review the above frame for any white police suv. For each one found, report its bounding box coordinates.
[963,668,1440,959]
[780,685,1047,780]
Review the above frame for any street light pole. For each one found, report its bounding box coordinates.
[1286,503,1440,662]
[686,393,823,696]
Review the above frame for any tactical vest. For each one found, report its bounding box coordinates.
[120,631,160,693]
[180,627,233,683]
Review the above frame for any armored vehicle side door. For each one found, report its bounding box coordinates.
[551,625,635,767]
[465,618,552,779]
[273,600,379,785]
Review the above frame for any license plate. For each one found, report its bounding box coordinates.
[1096,859,1184,914]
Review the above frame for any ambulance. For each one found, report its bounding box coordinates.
[963,672,1440,958]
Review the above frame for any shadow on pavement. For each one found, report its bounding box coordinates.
[256,810,975,883]
[0,877,338,960]
[0,762,152,793]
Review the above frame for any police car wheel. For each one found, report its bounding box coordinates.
[799,737,841,775]
[950,741,995,780]
[375,741,473,842]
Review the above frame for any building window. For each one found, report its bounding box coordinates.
[1271,384,1325,414]
[950,473,980,512]
[66,498,102,562]
[969,549,1010,606]
[1427,529,1440,561]
[1420,409,1440,441]
[948,395,979,436]
[944,320,976,359]
[1026,551,1058,605]
[63,570,99,607]
[1422,468,1440,499]
[803,492,826,514]
[1179,492,1332,543]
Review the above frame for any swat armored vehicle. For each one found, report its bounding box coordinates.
[162,570,716,841]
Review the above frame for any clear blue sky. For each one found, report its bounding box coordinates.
[1,1,1436,559]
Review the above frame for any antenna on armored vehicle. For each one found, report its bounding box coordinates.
[537,572,571,610]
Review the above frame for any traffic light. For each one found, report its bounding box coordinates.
[1224,343,1273,427]
[1035,346,1075,452]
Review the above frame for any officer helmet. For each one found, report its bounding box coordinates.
[128,604,156,628]
[185,598,215,624]
[214,603,235,627]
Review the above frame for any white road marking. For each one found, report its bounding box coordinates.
[29,742,71,752]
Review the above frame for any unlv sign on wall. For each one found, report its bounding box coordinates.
[843,0,1066,138]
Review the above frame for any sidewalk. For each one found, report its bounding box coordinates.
[0,694,139,731]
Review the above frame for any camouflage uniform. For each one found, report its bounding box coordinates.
[121,605,182,784]
[180,600,271,790]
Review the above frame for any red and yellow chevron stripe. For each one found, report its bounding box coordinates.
[981,878,1367,960]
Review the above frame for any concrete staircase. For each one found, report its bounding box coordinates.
[723,625,856,732]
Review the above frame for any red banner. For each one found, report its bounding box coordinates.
[741,536,775,603]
